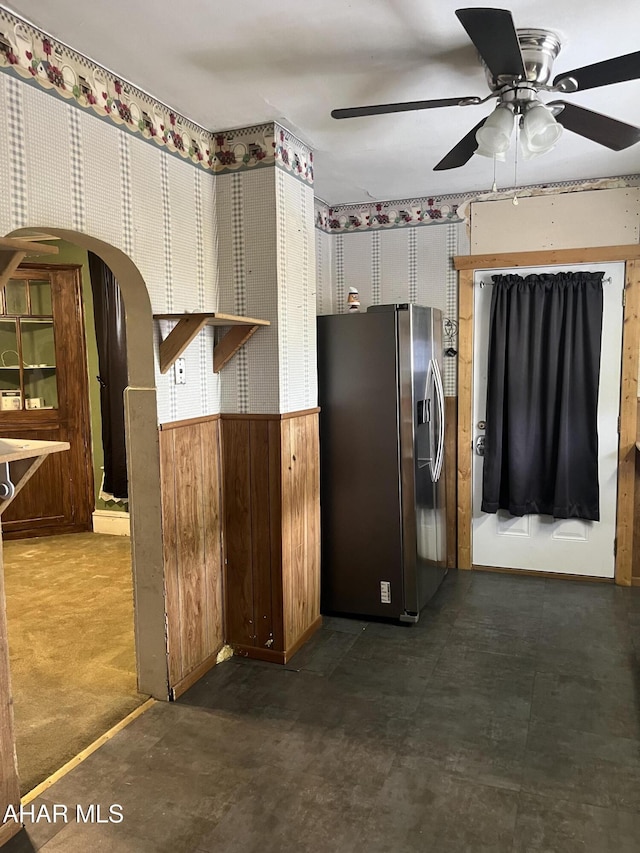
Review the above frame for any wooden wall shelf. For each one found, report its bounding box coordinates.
[0,237,59,291]
[153,312,270,374]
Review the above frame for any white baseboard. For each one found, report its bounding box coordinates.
[92,509,130,536]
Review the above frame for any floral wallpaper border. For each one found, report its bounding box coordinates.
[214,122,313,185]
[315,175,640,233]
[0,7,313,184]
[314,194,466,234]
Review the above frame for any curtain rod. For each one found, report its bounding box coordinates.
[479,276,613,288]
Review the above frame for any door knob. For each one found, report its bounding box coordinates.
[475,436,485,457]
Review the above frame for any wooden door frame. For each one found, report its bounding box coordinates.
[454,245,640,586]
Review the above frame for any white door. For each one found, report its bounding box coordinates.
[472,262,624,578]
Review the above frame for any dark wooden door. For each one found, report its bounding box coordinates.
[0,265,93,538]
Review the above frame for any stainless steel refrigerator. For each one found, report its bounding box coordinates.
[317,304,447,623]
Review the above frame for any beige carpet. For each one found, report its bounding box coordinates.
[2,532,147,794]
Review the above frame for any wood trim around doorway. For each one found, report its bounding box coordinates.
[454,246,640,586]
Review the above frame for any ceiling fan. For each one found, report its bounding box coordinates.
[331,7,640,170]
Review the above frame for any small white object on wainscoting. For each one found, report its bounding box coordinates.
[92,510,130,536]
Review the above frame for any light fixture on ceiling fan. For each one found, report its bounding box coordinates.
[330,7,640,170]
[475,96,563,160]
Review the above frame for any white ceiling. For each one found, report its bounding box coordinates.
[5,0,640,203]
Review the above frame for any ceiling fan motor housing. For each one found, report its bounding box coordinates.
[483,28,562,90]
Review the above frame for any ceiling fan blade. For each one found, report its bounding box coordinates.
[433,118,487,170]
[331,97,480,119]
[554,51,640,92]
[550,101,640,151]
[455,8,525,80]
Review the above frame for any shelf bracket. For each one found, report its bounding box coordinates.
[213,324,261,373]
[154,312,270,375]
[158,315,210,374]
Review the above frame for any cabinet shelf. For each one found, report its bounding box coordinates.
[153,312,270,374]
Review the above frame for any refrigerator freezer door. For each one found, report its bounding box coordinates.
[398,306,427,616]
[431,311,448,572]
[399,306,447,618]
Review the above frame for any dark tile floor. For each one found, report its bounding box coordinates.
[5,570,640,852]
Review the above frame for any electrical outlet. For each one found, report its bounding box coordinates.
[174,358,186,385]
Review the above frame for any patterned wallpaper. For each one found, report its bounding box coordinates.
[217,166,317,414]
[316,221,470,396]
[315,228,334,316]
[276,168,317,412]
[217,168,280,414]
[0,74,220,423]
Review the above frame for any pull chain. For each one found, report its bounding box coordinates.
[513,120,520,206]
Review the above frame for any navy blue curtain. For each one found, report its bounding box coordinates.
[88,252,128,501]
[481,271,604,521]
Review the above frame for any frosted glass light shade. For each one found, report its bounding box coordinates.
[522,103,563,154]
[475,105,514,157]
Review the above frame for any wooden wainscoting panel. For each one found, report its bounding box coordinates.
[202,421,224,656]
[159,429,181,686]
[268,420,284,651]
[159,418,224,690]
[249,421,275,649]
[281,413,321,650]
[173,424,207,676]
[280,417,294,651]
[222,411,321,662]
[221,419,255,647]
[444,396,458,569]
[308,416,322,634]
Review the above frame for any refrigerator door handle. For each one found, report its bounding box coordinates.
[423,360,433,427]
[432,358,446,482]
[424,359,437,481]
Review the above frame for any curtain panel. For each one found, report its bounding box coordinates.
[481,271,604,521]
[88,252,129,501]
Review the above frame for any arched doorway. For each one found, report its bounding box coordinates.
[6,227,168,698]
[0,228,169,799]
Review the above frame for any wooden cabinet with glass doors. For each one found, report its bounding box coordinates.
[0,265,93,538]
[0,277,58,412]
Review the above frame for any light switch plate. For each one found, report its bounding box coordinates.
[174,358,186,385]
